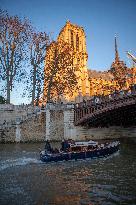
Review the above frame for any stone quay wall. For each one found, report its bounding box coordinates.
[0,103,136,143]
[45,103,136,141]
[20,113,46,142]
[0,104,46,143]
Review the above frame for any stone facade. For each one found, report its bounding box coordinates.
[43,21,90,103]
[0,105,46,143]
[20,113,46,142]
[0,115,46,143]
[0,126,16,143]
[43,22,136,104]
[57,21,90,99]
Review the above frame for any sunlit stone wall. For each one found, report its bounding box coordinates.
[45,103,136,141]
[0,104,136,143]
[20,113,46,142]
[0,105,46,143]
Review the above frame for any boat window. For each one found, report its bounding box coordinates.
[71,146,82,152]
[88,145,95,150]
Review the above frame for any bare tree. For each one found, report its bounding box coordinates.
[29,31,49,106]
[43,40,79,102]
[0,10,31,103]
[0,95,6,104]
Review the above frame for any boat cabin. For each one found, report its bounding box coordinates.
[69,140,98,152]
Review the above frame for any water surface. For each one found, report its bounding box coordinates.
[0,140,136,205]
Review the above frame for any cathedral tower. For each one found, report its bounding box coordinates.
[44,21,90,103]
[57,21,90,101]
[110,36,127,89]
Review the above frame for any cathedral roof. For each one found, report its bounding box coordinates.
[88,69,114,80]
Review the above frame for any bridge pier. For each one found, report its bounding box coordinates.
[15,123,21,142]
[45,103,93,141]
[64,104,76,140]
[45,103,78,141]
[45,108,51,141]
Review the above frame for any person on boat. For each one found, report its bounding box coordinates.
[53,148,59,153]
[61,140,70,152]
[61,140,65,151]
[45,140,52,153]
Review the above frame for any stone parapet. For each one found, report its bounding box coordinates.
[46,102,74,110]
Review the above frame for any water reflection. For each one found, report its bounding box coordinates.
[0,141,136,205]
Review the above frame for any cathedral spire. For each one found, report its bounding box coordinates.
[115,35,119,62]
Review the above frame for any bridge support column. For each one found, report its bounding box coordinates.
[45,103,52,141]
[64,104,77,140]
[15,123,21,142]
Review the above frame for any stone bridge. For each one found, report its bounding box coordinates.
[0,93,136,143]
[74,94,136,127]
[45,94,136,141]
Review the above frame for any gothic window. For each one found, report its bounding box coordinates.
[71,31,74,47]
[76,34,79,51]
[77,57,80,64]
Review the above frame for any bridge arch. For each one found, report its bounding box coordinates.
[74,94,136,127]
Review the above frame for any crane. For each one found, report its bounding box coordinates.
[127,51,136,64]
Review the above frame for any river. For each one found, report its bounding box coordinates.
[0,139,136,205]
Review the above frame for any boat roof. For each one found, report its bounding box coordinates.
[70,140,98,147]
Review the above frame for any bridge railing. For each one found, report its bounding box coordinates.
[74,93,136,124]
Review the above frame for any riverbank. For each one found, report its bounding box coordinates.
[1,104,135,143]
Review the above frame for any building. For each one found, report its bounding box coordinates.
[43,21,90,103]
[88,36,136,96]
[58,21,90,99]
[43,21,136,104]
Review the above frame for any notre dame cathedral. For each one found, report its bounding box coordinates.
[43,21,136,104]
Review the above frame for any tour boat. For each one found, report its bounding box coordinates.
[40,140,120,163]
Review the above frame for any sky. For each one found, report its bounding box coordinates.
[1,0,136,104]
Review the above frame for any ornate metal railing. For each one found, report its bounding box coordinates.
[74,93,136,126]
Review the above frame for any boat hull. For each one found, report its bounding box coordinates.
[40,142,120,163]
